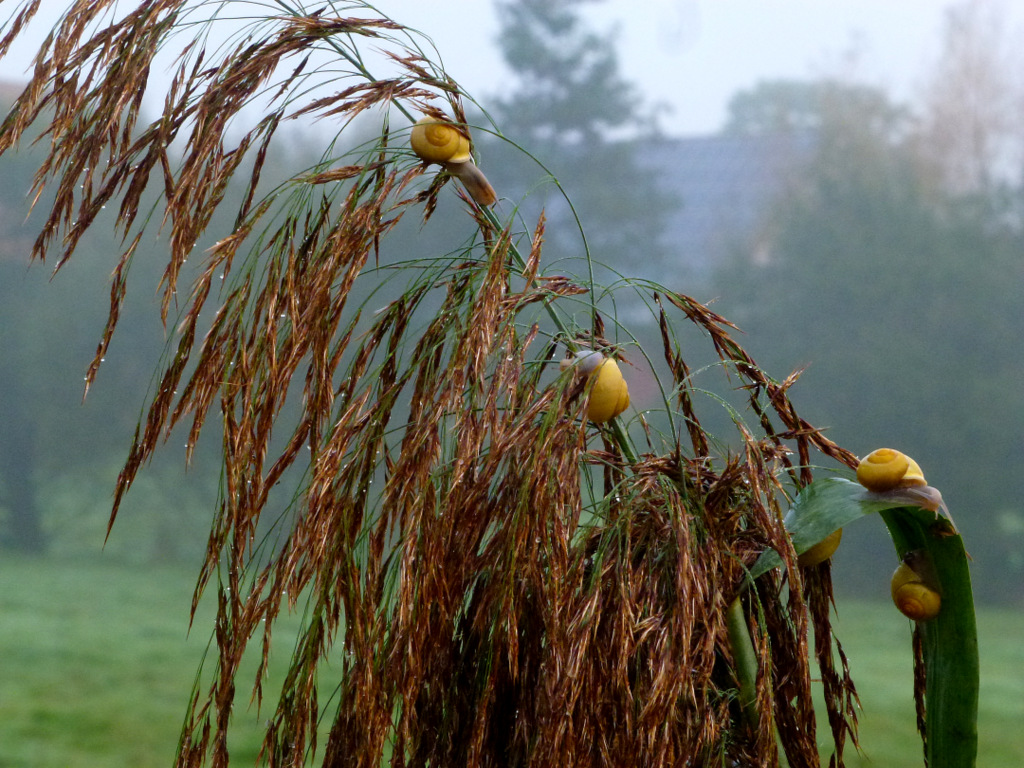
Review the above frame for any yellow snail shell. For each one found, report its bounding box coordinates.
[856,448,927,493]
[409,117,496,206]
[561,351,630,424]
[798,528,843,567]
[410,118,472,164]
[891,560,942,621]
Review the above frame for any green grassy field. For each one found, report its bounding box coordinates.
[1,556,1021,767]
[0,557,310,768]
[826,602,1024,767]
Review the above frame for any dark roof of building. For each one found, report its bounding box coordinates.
[641,131,816,282]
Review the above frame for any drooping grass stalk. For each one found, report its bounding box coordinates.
[267,0,637,458]
[752,476,978,767]
[0,2,885,766]
[880,507,978,768]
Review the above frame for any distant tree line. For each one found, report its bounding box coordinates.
[712,43,1024,603]
[2,0,1021,608]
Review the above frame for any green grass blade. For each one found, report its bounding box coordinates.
[879,506,979,768]
[726,597,760,729]
[751,476,979,767]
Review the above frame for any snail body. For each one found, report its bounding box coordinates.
[561,351,630,424]
[410,117,496,206]
[855,447,949,517]
[891,559,942,621]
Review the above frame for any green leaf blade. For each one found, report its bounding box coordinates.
[879,507,978,768]
[753,476,979,767]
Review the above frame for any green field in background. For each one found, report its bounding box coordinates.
[1,557,1021,767]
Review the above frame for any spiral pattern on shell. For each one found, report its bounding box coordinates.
[856,447,926,492]
[891,561,942,621]
[410,118,472,164]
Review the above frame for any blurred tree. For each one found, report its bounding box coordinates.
[484,0,673,285]
[0,146,47,552]
[917,0,1024,197]
[722,78,909,140]
[714,78,1024,603]
[491,0,639,143]
[0,138,166,554]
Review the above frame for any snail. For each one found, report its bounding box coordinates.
[855,447,946,516]
[410,117,497,206]
[890,553,942,621]
[797,528,843,567]
[856,447,926,492]
[560,350,630,424]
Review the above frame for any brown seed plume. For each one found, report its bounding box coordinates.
[0,3,860,767]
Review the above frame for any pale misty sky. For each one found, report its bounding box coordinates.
[3,1,1022,137]
[396,0,1022,136]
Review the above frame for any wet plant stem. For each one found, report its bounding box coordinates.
[482,202,639,464]
[726,596,760,730]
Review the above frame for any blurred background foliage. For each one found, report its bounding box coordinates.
[0,0,1021,613]
[1,1,1022,765]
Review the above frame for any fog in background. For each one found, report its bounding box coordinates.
[1,0,1022,601]
[2,1,1024,764]
[4,1,1018,136]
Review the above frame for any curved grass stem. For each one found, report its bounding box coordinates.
[726,596,760,730]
